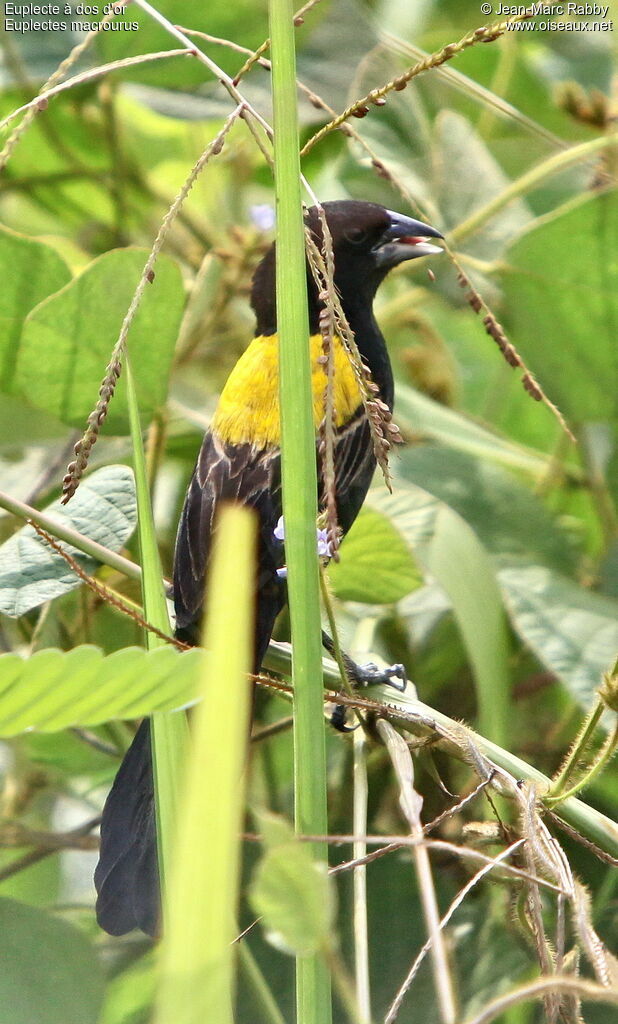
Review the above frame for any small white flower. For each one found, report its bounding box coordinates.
[273,516,333,580]
[316,529,333,558]
[250,204,275,231]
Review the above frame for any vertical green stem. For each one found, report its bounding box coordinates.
[353,728,371,1024]
[125,356,188,910]
[155,507,254,1024]
[268,1,332,1021]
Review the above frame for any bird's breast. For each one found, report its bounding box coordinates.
[211,333,363,448]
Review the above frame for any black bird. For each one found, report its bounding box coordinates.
[94,200,443,936]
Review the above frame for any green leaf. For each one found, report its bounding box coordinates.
[0,396,67,450]
[0,226,71,393]
[499,563,618,707]
[328,506,422,604]
[0,465,136,617]
[249,841,335,957]
[0,645,204,736]
[369,484,511,746]
[395,445,577,575]
[433,110,533,260]
[0,898,104,1024]
[14,249,184,432]
[501,190,618,425]
[253,808,297,849]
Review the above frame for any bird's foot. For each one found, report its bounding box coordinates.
[329,660,407,732]
[330,704,356,733]
[347,660,407,693]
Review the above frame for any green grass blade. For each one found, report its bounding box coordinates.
[125,355,188,908]
[154,506,255,1024]
[268,1,333,1020]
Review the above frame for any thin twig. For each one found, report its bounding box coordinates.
[452,258,575,442]
[0,488,142,582]
[228,0,323,82]
[131,0,274,164]
[315,205,340,558]
[385,840,525,1024]
[546,811,618,868]
[377,719,457,1024]
[331,776,492,874]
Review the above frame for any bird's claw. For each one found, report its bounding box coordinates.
[330,704,358,733]
[329,662,407,732]
[350,660,407,693]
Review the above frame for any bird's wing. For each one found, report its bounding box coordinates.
[173,407,376,647]
[173,430,283,648]
[329,409,376,534]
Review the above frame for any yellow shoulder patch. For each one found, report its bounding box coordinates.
[212,333,363,447]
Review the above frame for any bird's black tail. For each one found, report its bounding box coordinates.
[94,719,160,937]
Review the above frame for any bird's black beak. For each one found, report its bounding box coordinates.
[373,210,444,268]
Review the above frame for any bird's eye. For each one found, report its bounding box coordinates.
[344,227,368,245]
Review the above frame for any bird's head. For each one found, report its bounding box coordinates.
[251,200,443,335]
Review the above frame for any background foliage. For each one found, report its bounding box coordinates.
[0,1,617,1022]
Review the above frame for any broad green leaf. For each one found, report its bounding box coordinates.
[433,110,533,260]
[367,485,440,548]
[0,898,104,1024]
[252,808,296,850]
[0,226,71,392]
[0,849,60,910]
[14,249,184,432]
[0,396,67,450]
[250,842,334,957]
[499,563,618,708]
[369,484,511,746]
[0,645,203,736]
[395,445,578,574]
[0,465,136,617]
[501,190,618,426]
[328,506,422,604]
